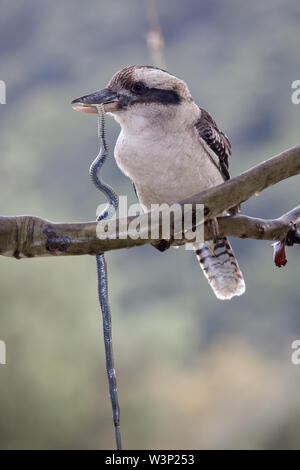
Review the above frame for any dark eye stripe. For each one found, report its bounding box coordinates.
[135,87,181,105]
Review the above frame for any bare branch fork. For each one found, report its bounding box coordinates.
[1,145,300,259]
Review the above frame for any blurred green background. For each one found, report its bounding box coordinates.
[1,0,300,450]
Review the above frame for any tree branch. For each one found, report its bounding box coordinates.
[1,145,300,259]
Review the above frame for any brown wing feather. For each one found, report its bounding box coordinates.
[195,107,232,181]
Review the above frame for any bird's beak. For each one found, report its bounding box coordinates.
[71,88,119,114]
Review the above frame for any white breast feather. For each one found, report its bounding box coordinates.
[113,103,224,209]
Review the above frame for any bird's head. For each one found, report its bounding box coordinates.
[72,65,194,127]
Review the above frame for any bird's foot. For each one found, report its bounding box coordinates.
[209,217,220,244]
[152,239,172,252]
[228,204,241,215]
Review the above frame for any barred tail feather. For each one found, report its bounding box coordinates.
[194,238,245,300]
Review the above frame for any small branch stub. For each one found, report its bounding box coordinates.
[273,223,300,268]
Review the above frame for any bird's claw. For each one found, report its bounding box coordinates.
[209,217,220,244]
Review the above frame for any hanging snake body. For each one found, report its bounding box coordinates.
[89,104,121,450]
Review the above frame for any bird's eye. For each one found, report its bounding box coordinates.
[131,82,146,94]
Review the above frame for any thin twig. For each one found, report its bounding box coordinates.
[145,0,166,67]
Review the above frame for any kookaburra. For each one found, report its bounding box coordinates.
[72,65,245,300]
